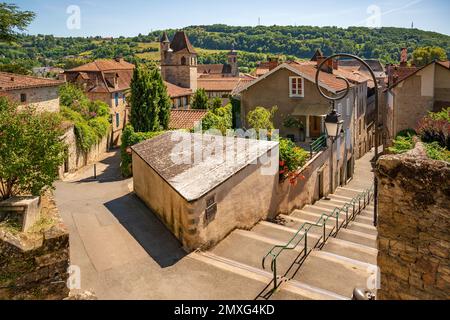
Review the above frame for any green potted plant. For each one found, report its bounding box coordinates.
[283,116,305,142]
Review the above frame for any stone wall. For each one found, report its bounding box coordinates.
[8,86,60,113]
[0,194,70,300]
[375,143,450,300]
[59,124,110,178]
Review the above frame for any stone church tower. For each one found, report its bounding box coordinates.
[228,46,239,77]
[160,31,197,91]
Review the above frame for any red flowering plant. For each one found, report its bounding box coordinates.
[416,108,450,150]
[279,138,309,186]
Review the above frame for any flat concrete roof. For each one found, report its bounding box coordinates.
[131,132,279,202]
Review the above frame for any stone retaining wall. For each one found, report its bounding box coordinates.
[0,194,70,300]
[375,143,450,300]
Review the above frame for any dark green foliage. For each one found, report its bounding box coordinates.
[59,83,111,152]
[0,97,65,200]
[279,138,309,176]
[0,3,35,42]
[130,64,171,132]
[210,97,223,112]
[120,125,164,177]
[149,25,450,64]
[396,129,417,138]
[191,89,209,110]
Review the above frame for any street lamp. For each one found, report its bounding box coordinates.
[315,53,381,227]
[324,109,344,139]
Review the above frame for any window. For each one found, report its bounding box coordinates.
[337,103,342,116]
[181,56,187,65]
[20,93,27,103]
[114,92,119,107]
[289,77,304,97]
[205,195,217,224]
[116,113,120,129]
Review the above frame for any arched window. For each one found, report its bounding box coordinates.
[181,56,187,65]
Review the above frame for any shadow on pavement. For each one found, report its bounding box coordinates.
[104,193,187,268]
[76,150,127,183]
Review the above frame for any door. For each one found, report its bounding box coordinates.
[318,170,324,199]
[309,116,322,138]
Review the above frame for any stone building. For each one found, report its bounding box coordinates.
[164,80,192,109]
[0,71,63,113]
[160,31,198,91]
[385,60,450,144]
[63,58,135,146]
[160,31,250,105]
[131,132,279,251]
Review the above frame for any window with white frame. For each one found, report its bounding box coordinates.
[289,77,304,97]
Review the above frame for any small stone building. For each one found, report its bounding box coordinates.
[132,132,279,251]
[0,71,63,113]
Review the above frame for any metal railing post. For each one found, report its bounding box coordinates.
[304,234,308,258]
[273,260,277,290]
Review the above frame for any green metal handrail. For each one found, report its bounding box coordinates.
[262,185,374,291]
[309,135,327,158]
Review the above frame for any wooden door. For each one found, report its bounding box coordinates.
[310,116,322,138]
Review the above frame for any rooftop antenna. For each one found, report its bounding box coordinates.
[411,21,414,29]
[258,17,261,26]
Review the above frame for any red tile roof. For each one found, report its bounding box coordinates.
[165,81,192,98]
[288,61,351,92]
[438,60,450,69]
[169,109,208,130]
[197,77,242,92]
[0,72,64,91]
[67,59,135,72]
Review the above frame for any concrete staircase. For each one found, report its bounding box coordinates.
[189,152,378,300]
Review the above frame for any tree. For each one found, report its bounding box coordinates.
[0,97,66,200]
[201,104,232,135]
[209,97,222,112]
[0,63,31,75]
[247,106,278,132]
[191,89,209,110]
[0,3,35,42]
[130,64,171,132]
[412,46,448,67]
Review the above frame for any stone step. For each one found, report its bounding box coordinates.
[292,250,377,298]
[335,228,378,249]
[322,237,378,265]
[252,221,319,245]
[277,214,336,236]
[211,230,302,276]
[193,251,348,300]
[354,215,374,226]
[346,221,378,236]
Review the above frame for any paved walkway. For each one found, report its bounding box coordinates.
[54,149,377,300]
[55,151,265,299]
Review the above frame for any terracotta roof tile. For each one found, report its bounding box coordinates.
[288,61,351,92]
[197,77,242,92]
[165,81,192,98]
[0,72,64,91]
[169,109,208,130]
[67,59,135,72]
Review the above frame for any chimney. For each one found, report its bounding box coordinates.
[332,59,338,70]
[316,56,333,73]
[400,48,408,67]
[115,56,124,63]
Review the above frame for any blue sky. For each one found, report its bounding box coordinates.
[7,0,450,36]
